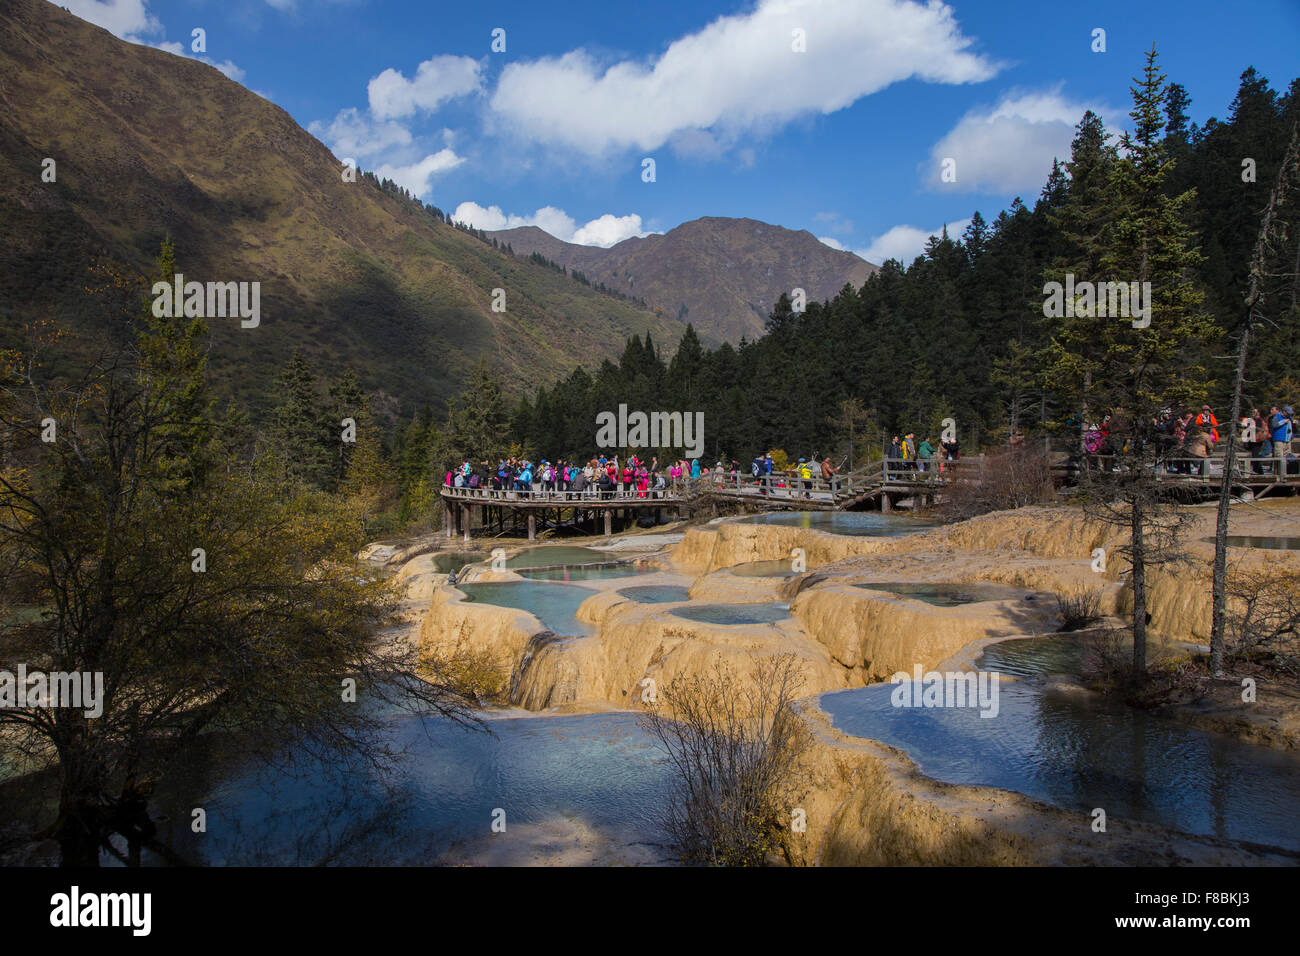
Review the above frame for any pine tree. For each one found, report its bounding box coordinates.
[1046,47,1218,673]
[271,351,334,488]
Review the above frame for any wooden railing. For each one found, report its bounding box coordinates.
[440,482,681,503]
[439,449,1298,510]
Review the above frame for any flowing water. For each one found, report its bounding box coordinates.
[820,633,1300,851]
[740,511,941,537]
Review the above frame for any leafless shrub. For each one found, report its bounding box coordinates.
[1055,587,1103,631]
[1226,566,1300,678]
[936,446,1056,520]
[638,653,810,866]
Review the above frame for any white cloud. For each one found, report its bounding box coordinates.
[310,107,414,160]
[209,59,245,82]
[573,213,647,247]
[452,202,648,248]
[926,88,1111,194]
[817,235,846,251]
[860,219,971,265]
[368,55,483,120]
[64,0,161,39]
[373,149,465,198]
[489,0,999,156]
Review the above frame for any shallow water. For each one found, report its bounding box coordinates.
[518,560,657,582]
[731,559,796,577]
[136,713,669,865]
[820,633,1300,851]
[740,511,941,537]
[853,582,1032,607]
[458,581,596,636]
[431,551,483,574]
[670,603,790,626]
[618,585,691,604]
[506,546,613,568]
[1220,535,1300,551]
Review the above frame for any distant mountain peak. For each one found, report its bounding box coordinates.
[488,215,876,342]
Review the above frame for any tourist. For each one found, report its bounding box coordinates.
[901,433,917,472]
[917,436,935,473]
[1270,405,1294,465]
[1195,405,1220,444]
[821,454,839,493]
[887,436,902,479]
[797,458,813,497]
[1184,426,1213,477]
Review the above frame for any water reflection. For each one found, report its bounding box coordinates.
[821,634,1300,850]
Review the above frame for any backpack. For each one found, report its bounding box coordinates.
[751,459,761,477]
[468,473,480,488]
[453,473,465,488]
[1083,430,1103,454]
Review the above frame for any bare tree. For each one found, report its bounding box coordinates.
[1210,122,1300,675]
[638,653,810,866]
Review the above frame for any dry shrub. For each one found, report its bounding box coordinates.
[430,646,509,705]
[1081,626,1200,705]
[936,445,1056,520]
[638,653,810,866]
[1226,566,1300,678]
[1055,587,1103,631]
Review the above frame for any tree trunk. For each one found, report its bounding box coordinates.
[1210,121,1299,673]
[1131,498,1148,673]
[1210,323,1249,675]
[54,754,104,867]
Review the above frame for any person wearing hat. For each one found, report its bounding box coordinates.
[797,458,813,497]
[1195,405,1219,444]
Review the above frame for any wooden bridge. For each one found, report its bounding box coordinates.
[441,452,1300,541]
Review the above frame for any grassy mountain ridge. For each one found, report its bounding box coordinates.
[0,0,681,420]
[491,216,877,342]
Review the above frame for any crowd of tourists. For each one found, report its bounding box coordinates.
[883,433,961,477]
[444,450,851,499]
[1077,403,1295,476]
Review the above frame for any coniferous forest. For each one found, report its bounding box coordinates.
[485,62,1299,470]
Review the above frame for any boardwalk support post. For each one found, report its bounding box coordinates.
[527,512,536,541]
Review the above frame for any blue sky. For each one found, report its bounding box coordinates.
[65,0,1300,263]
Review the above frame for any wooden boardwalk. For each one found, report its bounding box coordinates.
[441,452,1300,540]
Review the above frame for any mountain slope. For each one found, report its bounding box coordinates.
[0,0,681,419]
[491,217,877,342]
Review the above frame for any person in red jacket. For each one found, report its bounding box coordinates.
[1195,405,1220,443]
